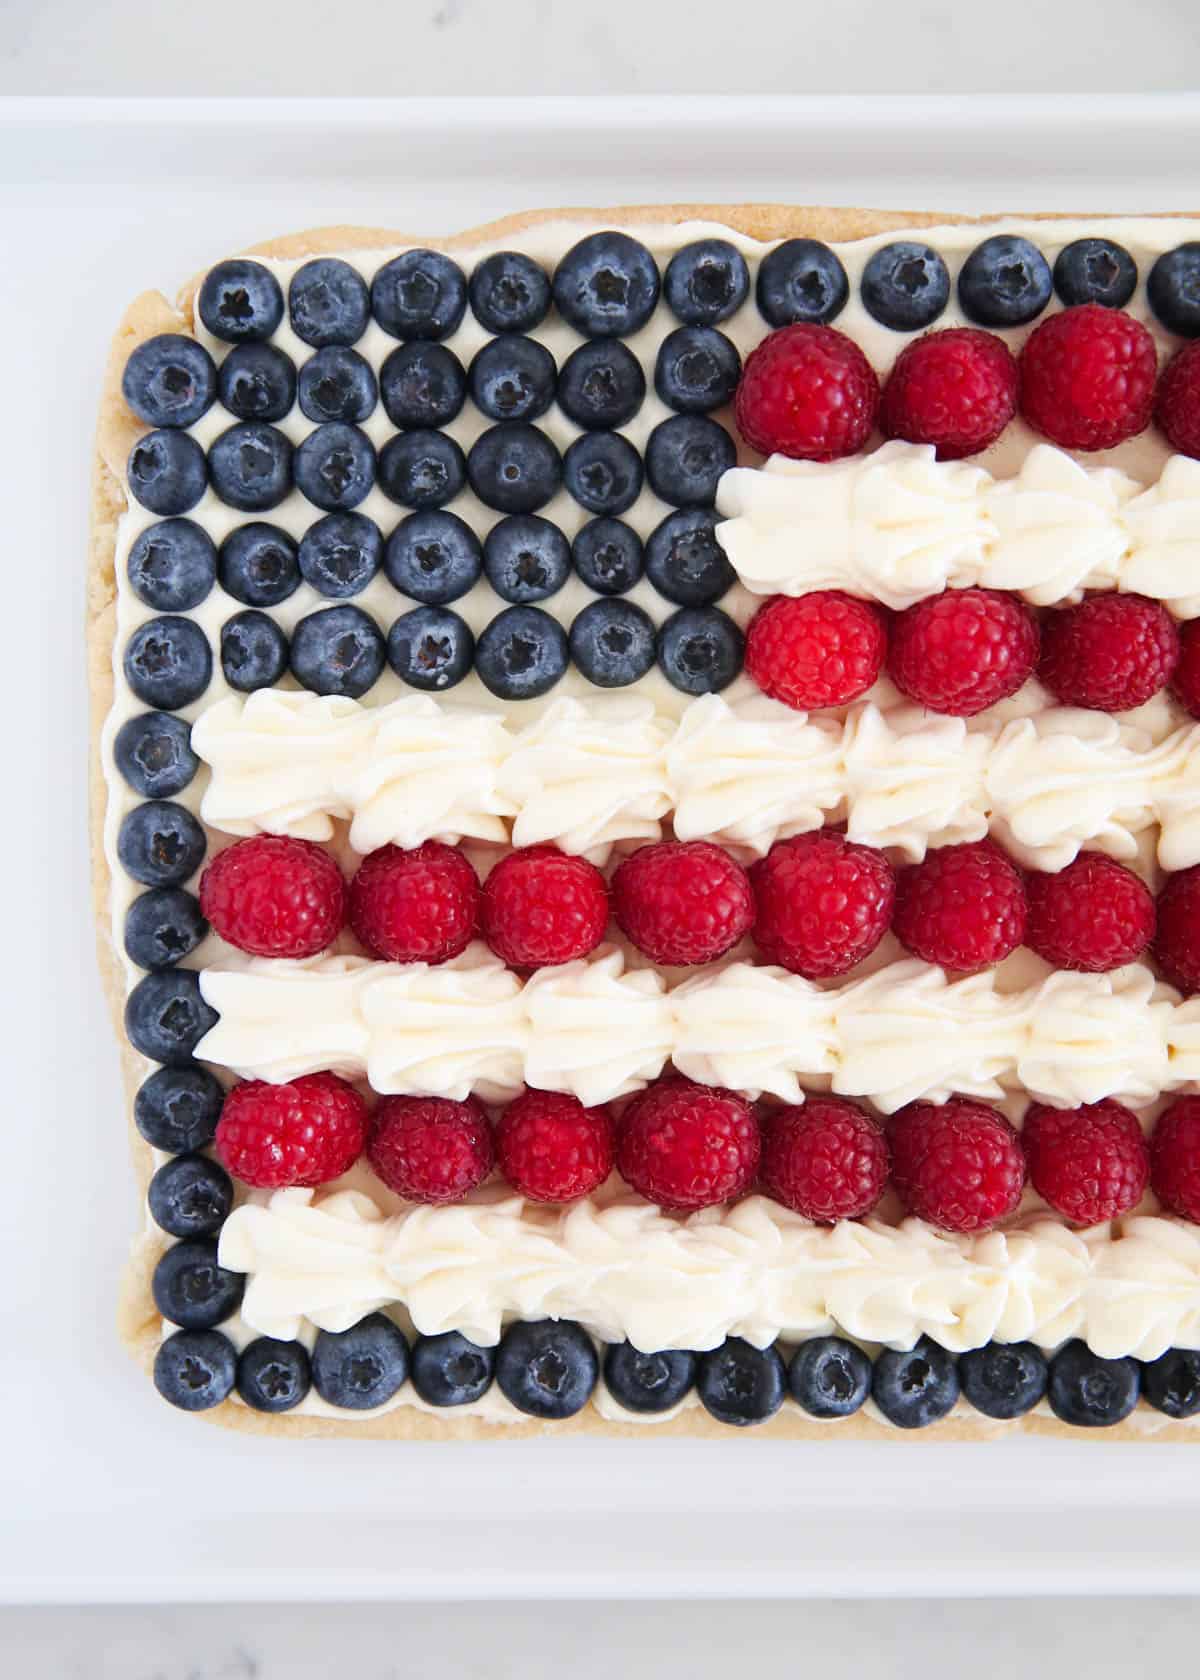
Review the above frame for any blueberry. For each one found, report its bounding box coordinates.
[958,235,1052,327]
[572,518,642,596]
[294,422,375,512]
[298,346,378,424]
[290,604,385,698]
[122,334,217,429]
[127,518,217,612]
[556,339,646,430]
[384,510,482,605]
[664,239,750,327]
[644,508,735,605]
[371,249,468,341]
[495,1318,598,1419]
[237,1337,311,1413]
[378,429,467,509]
[154,1328,237,1411]
[788,1336,872,1420]
[135,1064,224,1154]
[124,615,212,709]
[469,251,552,334]
[387,606,474,692]
[1148,243,1200,337]
[288,256,370,347]
[217,342,297,421]
[114,712,198,800]
[603,1342,696,1413]
[198,258,284,343]
[380,341,467,428]
[756,239,848,327]
[1054,238,1138,309]
[124,886,207,970]
[553,231,660,338]
[468,422,562,515]
[469,335,556,423]
[312,1314,411,1410]
[656,606,744,695]
[696,1337,786,1427]
[220,609,289,691]
[646,416,736,509]
[483,514,571,604]
[148,1153,233,1240]
[562,431,642,516]
[152,1237,243,1330]
[127,429,207,516]
[219,522,300,607]
[861,241,951,331]
[871,1336,960,1429]
[1047,1339,1140,1427]
[298,511,384,598]
[958,1341,1048,1420]
[1141,1347,1200,1419]
[411,1329,495,1407]
[208,421,293,513]
[569,598,656,688]
[476,605,568,700]
[654,326,741,414]
[118,800,206,887]
[126,969,218,1066]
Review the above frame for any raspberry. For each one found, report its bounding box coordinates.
[367,1094,493,1204]
[1039,591,1180,713]
[215,1071,367,1189]
[759,1096,888,1221]
[888,588,1039,716]
[734,323,880,461]
[745,591,887,711]
[495,1088,614,1203]
[879,328,1018,460]
[199,834,345,959]
[1151,1096,1200,1222]
[481,846,608,968]
[349,841,479,965]
[1019,303,1157,451]
[1170,619,1200,720]
[889,1098,1026,1233]
[617,1075,760,1211]
[1023,1098,1149,1224]
[1154,340,1200,459]
[1025,853,1155,972]
[1154,865,1200,995]
[893,841,1026,971]
[612,840,754,967]
[750,831,894,979]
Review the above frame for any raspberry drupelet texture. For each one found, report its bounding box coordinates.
[744,591,887,711]
[1022,1098,1150,1225]
[612,840,754,967]
[480,845,609,968]
[1151,1097,1200,1223]
[889,1098,1026,1233]
[1019,303,1157,451]
[199,834,345,959]
[892,840,1027,971]
[1025,852,1155,972]
[215,1072,368,1189]
[495,1088,615,1203]
[1038,591,1180,713]
[1154,865,1200,995]
[750,831,894,979]
[617,1075,760,1211]
[879,327,1019,460]
[733,323,880,461]
[1153,339,1200,459]
[759,1096,889,1221]
[888,588,1039,717]
[349,840,479,965]
[1170,619,1200,720]
[366,1094,494,1204]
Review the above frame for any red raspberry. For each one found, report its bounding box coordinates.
[734,323,879,461]
[1023,1098,1149,1225]
[495,1088,614,1204]
[481,846,608,969]
[617,1075,760,1211]
[879,328,1018,460]
[1170,619,1200,720]
[1025,853,1155,972]
[893,841,1026,971]
[1039,591,1180,713]
[215,1072,367,1189]
[745,591,887,711]
[366,1094,493,1204]
[1019,303,1157,451]
[759,1096,888,1221]
[1151,1096,1200,1222]
[750,831,894,979]
[889,1098,1026,1233]
[612,840,754,967]
[888,587,1039,716]
[1154,340,1200,459]
[199,834,345,959]
[349,841,479,965]
[1154,865,1200,995]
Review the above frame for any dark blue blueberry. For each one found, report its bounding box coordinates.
[220,609,289,691]
[298,511,384,598]
[756,239,848,327]
[312,1314,410,1410]
[380,341,467,428]
[208,421,293,512]
[126,969,218,1066]
[861,242,951,332]
[696,1337,786,1427]
[483,514,571,603]
[562,431,641,516]
[569,598,655,689]
[237,1337,311,1413]
[294,422,375,512]
[218,522,300,607]
[124,615,212,709]
[872,1336,960,1429]
[572,518,642,596]
[153,1239,242,1330]
[384,510,482,604]
[469,251,552,334]
[378,429,467,509]
[387,606,474,692]
[468,335,556,422]
[556,339,645,430]
[127,429,207,516]
[122,334,217,429]
[654,326,741,414]
[664,239,750,327]
[154,1328,237,1411]
[288,257,370,348]
[371,249,468,341]
[958,1341,1048,1421]
[290,604,385,698]
[217,341,296,421]
[958,235,1053,327]
[657,605,744,695]
[476,605,569,701]
[198,258,284,343]
[468,422,562,515]
[1148,243,1200,337]
[411,1329,495,1407]
[297,346,378,424]
[1047,1340,1140,1427]
[124,886,207,970]
[788,1336,872,1420]
[1054,238,1138,309]
[644,507,735,606]
[118,800,206,887]
[148,1153,233,1240]
[495,1318,598,1419]
[553,232,660,338]
[1141,1347,1200,1418]
[604,1342,696,1414]
[114,712,198,800]
[134,1064,224,1154]
[127,519,217,612]
[645,416,735,509]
